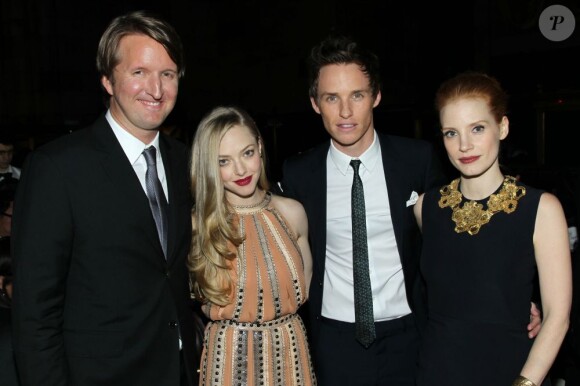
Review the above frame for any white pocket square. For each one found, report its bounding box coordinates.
[406,191,418,207]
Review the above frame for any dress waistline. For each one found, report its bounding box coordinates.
[211,313,298,330]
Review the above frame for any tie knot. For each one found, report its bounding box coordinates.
[143,146,157,167]
[350,159,361,175]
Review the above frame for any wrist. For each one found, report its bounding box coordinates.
[512,375,537,386]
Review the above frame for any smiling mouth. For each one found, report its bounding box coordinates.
[140,100,162,109]
[235,176,252,186]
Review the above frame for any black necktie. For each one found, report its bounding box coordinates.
[143,146,168,257]
[350,159,376,347]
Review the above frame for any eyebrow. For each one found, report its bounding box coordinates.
[218,144,255,157]
[320,88,370,96]
[440,119,490,130]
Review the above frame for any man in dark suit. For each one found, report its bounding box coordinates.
[280,35,445,386]
[11,11,199,386]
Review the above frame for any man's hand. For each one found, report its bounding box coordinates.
[527,302,542,338]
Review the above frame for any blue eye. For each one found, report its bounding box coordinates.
[442,130,456,138]
[162,71,176,79]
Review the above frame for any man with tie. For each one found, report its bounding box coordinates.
[0,135,21,181]
[279,35,540,385]
[11,11,199,386]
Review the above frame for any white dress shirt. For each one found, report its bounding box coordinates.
[322,130,412,322]
[106,110,168,200]
[0,165,21,180]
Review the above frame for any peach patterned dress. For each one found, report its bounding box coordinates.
[199,192,316,386]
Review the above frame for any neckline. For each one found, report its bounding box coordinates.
[459,178,506,204]
[438,175,525,235]
[230,191,271,214]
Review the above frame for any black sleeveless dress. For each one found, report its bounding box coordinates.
[417,180,550,386]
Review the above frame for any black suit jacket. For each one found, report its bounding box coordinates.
[11,115,198,386]
[280,132,446,349]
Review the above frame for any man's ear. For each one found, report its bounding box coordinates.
[373,90,382,108]
[101,75,114,96]
[310,97,321,114]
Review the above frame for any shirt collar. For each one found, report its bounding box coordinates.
[106,110,160,165]
[328,130,380,175]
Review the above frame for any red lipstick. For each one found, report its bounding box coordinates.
[459,156,479,164]
[234,176,252,186]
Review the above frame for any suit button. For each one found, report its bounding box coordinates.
[169,321,178,329]
[165,270,170,278]
[318,281,323,287]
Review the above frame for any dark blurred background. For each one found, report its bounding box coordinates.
[1,0,580,187]
[3,2,580,382]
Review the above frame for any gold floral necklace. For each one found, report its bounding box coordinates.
[438,175,526,235]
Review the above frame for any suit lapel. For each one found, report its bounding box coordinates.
[91,117,167,262]
[378,134,407,258]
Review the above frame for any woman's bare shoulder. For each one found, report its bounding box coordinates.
[270,193,305,213]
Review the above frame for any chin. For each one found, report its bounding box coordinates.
[459,168,488,179]
[228,186,257,198]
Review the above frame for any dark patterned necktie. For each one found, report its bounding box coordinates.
[143,146,168,258]
[350,159,376,347]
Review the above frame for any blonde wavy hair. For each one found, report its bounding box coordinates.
[188,106,269,306]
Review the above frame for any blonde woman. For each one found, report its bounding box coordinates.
[188,106,316,386]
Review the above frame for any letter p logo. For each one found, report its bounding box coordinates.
[550,15,566,30]
[539,5,575,41]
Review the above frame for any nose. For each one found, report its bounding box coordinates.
[339,100,353,119]
[233,161,246,176]
[459,134,473,152]
[147,74,163,99]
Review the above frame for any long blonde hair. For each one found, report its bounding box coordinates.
[188,106,269,305]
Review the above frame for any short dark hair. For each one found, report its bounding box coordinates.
[308,35,381,100]
[0,134,15,147]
